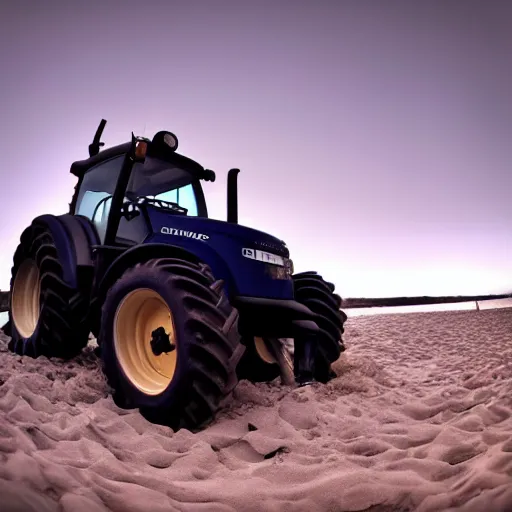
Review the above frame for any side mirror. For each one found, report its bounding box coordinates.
[203,169,216,182]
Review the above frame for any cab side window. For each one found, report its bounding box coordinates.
[74,156,124,243]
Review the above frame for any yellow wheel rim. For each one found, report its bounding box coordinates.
[114,288,177,395]
[254,337,277,364]
[11,259,41,338]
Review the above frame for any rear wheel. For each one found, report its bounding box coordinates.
[8,222,90,358]
[99,258,244,432]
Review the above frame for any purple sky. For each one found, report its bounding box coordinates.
[1,0,512,297]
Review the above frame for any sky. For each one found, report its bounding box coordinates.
[0,0,512,298]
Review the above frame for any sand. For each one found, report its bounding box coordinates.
[1,308,512,512]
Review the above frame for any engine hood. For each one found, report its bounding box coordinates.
[196,218,289,258]
[145,208,294,298]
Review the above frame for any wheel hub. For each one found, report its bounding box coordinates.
[11,258,41,338]
[113,288,177,395]
[150,326,175,356]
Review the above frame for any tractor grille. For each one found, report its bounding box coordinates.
[254,240,289,258]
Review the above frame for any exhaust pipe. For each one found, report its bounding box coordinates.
[89,119,107,157]
[227,168,240,223]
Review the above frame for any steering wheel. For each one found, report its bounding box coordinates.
[134,196,188,215]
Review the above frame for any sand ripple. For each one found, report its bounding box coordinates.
[1,308,512,511]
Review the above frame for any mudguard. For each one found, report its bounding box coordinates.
[95,242,237,306]
[30,214,97,289]
[2,214,97,337]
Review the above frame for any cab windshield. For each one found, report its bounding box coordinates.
[126,156,199,216]
[74,154,204,243]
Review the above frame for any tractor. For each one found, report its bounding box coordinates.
[4,120,347,431]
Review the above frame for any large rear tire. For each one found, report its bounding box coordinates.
[293,271,347,383]
[7,222,90,359]
[99,258,244,432]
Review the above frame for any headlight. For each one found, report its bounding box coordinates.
[265,258,294,280]
[285,258,294,275]
[265,264,290,280]
[163,132,178,151]
[151,131,179,152]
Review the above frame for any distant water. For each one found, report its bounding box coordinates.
[345,298,512,317]
[0,299,510,332]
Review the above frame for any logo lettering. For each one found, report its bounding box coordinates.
[160,227,209,240]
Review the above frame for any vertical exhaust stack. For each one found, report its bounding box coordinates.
[89,119,107,157]
[227,168,240,223]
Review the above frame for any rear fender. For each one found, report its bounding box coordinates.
[31,214,97,289]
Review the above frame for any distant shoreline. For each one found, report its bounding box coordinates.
[340,293,512,309]
[1,293,512,328]
[2,291,511,314]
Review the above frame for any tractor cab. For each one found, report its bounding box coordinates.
[69,126,214,246]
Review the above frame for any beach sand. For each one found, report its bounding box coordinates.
[1,307,512,511]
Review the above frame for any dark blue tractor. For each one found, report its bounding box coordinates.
[5,120,347,431]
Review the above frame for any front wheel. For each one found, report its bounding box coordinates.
[236,273,347,385]
[99,258,244,432]
[293,271,347,383]
[236,336,288,382]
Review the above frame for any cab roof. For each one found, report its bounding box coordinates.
[70,141,208,180]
